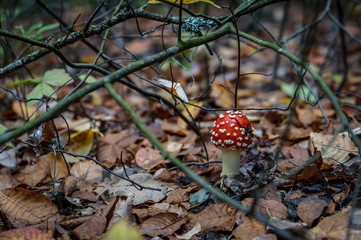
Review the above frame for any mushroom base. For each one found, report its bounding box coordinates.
[220,150,242,178]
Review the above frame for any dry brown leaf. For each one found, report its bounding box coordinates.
[135,147,164,171]
[289,144,309,161]
[177,101,203,129]
[210,82,234,109]
[309,132,358,167]
[165,187,197,204]
[12,101,39,120]
[157,119,189,136]
[139,213,187,237]
[133,203,184,222]
[258,199,288,219]
[97,140,119,168]
[233,217,266,240]
[189,203,238,232]
[0,228,55,240]
[0,174,19,191]
[73,211,107,240]
[296,195,328,226]
[242,199,288,220]
[296,107,316,127]
[47,152,68,181]
[70,160,103,185]
[14,157,48,187]
[310,207,361,240]
[106,173,167,205]
[0,187,59,227]
[175,222,201,239]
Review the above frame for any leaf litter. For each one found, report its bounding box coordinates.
[0,2,361,240]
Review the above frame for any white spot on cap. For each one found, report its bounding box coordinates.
[234,127,239,130]
[226,121,229,124]
[245,136,249,140]
[219,114,225,118]
[229,114,236,118]
[219,129,226,133]
[217,124,220,128]
[226,110,232,113]
[218,140,222,143]
[237,142,242,146]
[220,121,225,125]
[237,137,243,141]
[233,133,237,137]
[242,143,248,147]
[226,133,230,136]
[224,140,234,144]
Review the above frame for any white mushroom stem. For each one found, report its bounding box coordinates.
[220,149,242,178]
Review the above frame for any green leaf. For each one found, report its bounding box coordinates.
[0,124,7,134]
[280,82,317,104]
[42,83,57,98]
[27,84,43,100]
[8,78,40,87]
[42,69,71,86]
[0,124,14,148]
[36,23,59,35]
[332,74,342,84]
[79,74,97,84]
[28,22,43,32]
[27,83,55,100]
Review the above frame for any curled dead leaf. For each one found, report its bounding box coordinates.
[0,187,59,227]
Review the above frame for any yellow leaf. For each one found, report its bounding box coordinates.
[65,129,102,163]
[148,0,222,9]
[103,219,144,240]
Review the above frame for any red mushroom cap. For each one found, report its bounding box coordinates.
[210,110,253,151]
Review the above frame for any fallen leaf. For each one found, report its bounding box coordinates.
[47,152,69,181]
[310,207,361,239]
[97,140,119,168]
[133,203,184,222]
[242,198,288,220]
[139,213,187,237]
[210,82,234,109]
[296,107,316,127]
[175,222,201,239]
[103,219,144,240]
[309,132,358,167]
[73,211,107,240]
[0,148,17,168]
[233,217,266,240]
[107,173,167,205]
[0,174,19,191]
[165,187,197,204]
[65,129,100,163]
[0,228,55,240]
[70,160,103,185]
[189,203,239,232]
[135,147,164,171]
[0,187,59,227]
[296,195,328,226]
[12,101,39,120]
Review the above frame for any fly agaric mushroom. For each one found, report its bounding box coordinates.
[210,110,254,178]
